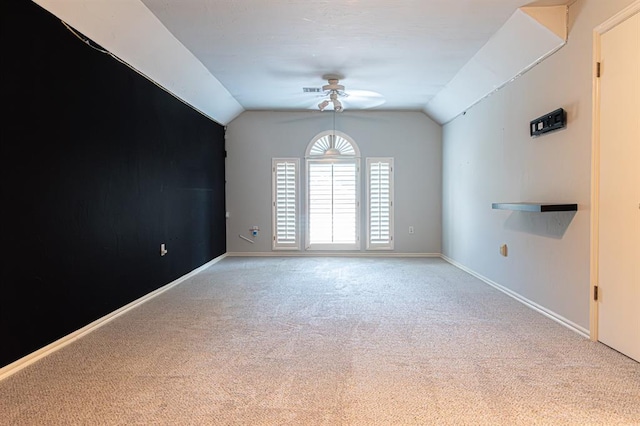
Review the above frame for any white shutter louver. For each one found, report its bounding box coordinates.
[367,158,394,250]
[308,162,357,245]
[309,135,356,157]
[272,159,299,250]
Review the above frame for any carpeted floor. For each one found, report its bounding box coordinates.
[1,257,639,425]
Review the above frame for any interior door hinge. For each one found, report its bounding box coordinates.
[594,285,599,301]
[596,62,601,78]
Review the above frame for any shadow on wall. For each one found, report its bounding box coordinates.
[525,0,585,33]
[503,211,577,239]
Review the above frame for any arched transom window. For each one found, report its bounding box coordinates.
[306,131,359,157]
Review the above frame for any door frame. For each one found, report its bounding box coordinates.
[589,0,640,342]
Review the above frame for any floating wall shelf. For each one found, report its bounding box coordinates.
[492,202,578,212]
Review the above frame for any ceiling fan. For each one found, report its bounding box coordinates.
[303,77,385,112]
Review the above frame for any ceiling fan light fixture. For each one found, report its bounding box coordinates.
[318,100,330,111]
[315,78,353,112]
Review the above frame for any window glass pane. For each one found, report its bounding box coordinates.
[309,162,357,245]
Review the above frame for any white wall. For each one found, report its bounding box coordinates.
[226,110,442,254]
[442,0,636,332]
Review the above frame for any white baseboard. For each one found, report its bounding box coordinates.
[226,252,442,258]
[440,254,590,339]
[0,253,227,382]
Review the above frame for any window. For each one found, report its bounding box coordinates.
[272,158,299,250]
[305,131,360,250]
[273,133,393,253]
[367,158,394,250]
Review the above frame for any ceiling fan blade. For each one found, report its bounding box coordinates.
[342,90,386,109]
[344,90,383,98]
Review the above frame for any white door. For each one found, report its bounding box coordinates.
[597,10,640,362]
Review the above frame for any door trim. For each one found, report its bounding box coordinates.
[589,0,640,342]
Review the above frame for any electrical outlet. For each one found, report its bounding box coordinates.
[409,226,414,234]
[500,244,508,257]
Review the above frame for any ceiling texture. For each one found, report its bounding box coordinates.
[34,0,572,124]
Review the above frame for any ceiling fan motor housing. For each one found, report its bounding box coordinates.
[322,79,345,93]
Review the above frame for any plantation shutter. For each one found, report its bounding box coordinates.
[367,158,394,250]
[272,159,299,250]
[308,161,358,248]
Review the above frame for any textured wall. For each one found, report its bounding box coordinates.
[225,111,442,254]
[0,0,226,367]
[442,0,636,331]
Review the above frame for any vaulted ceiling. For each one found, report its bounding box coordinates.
[33,0,572,124]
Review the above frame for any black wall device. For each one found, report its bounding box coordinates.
[530,108,566,137]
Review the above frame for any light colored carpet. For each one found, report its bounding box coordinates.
[1,257,639,425]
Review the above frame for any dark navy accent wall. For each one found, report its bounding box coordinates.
[0,0,227,367]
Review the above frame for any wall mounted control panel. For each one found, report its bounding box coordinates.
[530,108,566,137]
